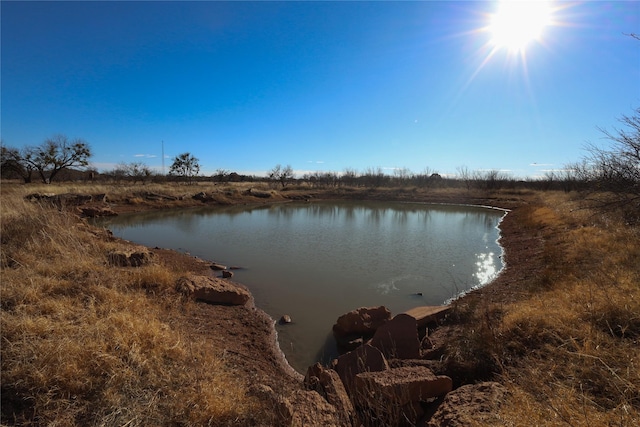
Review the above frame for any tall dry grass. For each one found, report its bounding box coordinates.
[0,180,272,211]
[4,182,639,425]
[453,192,640,426]
[1,189,259,425]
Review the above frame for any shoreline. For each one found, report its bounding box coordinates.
[5,183,636,425]
[95,188,525,376]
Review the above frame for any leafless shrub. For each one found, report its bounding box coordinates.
[572,108,640,223]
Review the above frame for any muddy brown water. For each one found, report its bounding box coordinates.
[96,201,505,372]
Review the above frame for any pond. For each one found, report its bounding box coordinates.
[96,201,505,372]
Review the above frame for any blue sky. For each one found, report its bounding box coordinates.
[2,1,639,178]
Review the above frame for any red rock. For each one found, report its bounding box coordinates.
[304,363,354,424]
[333,344,389,397]
[370,313,421,360]
[354,366,452,407]
[333,306,391,337]
[404,305,451,328]
[426,381,507,427]
[175,275,250,306]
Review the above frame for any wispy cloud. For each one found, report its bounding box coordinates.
[134,154,157,158]
[529,163,554,167]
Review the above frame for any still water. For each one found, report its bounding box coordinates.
[97,201,505,372]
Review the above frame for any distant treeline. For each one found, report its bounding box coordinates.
[2,160,637,224]
[0,163,610,193]
[3,108,637,223]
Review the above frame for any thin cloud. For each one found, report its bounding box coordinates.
[134,154,157,158]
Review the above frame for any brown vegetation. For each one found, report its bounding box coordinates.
[2,181,639,425]
[442,192,639,426]
[0,184,275,425]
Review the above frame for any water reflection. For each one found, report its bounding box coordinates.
[95,201,505,372]
[475,252,498,285]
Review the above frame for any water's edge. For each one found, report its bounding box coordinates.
[97,201,509,375]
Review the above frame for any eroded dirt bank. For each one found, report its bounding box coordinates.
[78,186,542,425]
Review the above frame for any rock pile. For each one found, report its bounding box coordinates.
[306,305,460,426]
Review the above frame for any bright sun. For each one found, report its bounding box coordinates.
[489,1,552,52]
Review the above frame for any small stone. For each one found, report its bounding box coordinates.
[222,270,234,278]
[280,315,292,324]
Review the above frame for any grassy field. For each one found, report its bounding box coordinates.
[1,181,639,425]
[501,195,639,425]
[445,192,640,426]
[1,183,264,425]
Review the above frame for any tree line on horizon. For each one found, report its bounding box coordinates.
[2,108,639,221]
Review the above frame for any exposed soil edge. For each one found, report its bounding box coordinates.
[86,188,535,423]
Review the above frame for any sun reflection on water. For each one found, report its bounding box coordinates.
[475,252,498,285]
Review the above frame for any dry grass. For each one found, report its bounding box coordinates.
[452,192,640,426]
[1,189,259,425]
[0,180,271,213]
[3,182,639,425]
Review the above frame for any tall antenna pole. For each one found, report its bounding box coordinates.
[161,140,165,175]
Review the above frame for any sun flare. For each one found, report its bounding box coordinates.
[489,0,552,52]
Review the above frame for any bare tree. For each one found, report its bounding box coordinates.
[576,108,640,222]
[2,135,91,184]
[456,165,473,190]
[341,168,358,187]
[1,144,34,183]
[111,162,153,184]
[393,167,413,186]
[212,168,229,182]
[482,169,506,191]
[169,152,200,184]
[362,166,387,187]
[268,164,294,188]
[128,162,153,184]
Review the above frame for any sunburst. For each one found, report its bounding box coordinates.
[489,0,552,53]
